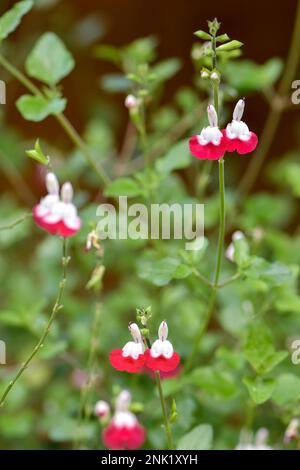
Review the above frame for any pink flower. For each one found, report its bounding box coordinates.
[144,321,180,373]
[222,99,258,154]
[109,323,145,373]
[33,173,81,237]
[102,391,145,450]
[189,104,227,160]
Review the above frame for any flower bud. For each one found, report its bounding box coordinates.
[125,94,139,109]
[95,400,110,419]
[210,71,219,81]
[207,104,218,127]
[201,70,209,79]
[233,99,245,122]
[232,230,245,241]
[284,418,299,444]
[61,182,73,203]
[46,173,59,196]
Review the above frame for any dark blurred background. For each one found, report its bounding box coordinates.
[1,0,300,180]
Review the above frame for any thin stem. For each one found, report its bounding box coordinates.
[155,371,174,450]
[0,238,69,407]
[213,158,225,287]
[217,272,241,288]
[74,304,101,449]
[192,268,213,287]
[238,0,300,198]
[0,212,32,231]
[0,53,110,188]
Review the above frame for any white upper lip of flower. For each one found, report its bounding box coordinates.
[36,173,80,229]
[226,99,251,141]
[150,321,174,359]
[122,323,144,359]
[197,104,223,146]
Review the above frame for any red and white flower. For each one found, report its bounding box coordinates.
[189,104,227,160]
[33,173,81,237]
[109,323,145,373]
[145,321,180,373]
[222,99,258,155]
[102,390,145,450]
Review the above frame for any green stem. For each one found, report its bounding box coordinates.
[0,238,69,407]
[0,212,32,231]
[155,371,174,450]
[213,158,225,287]
[0,53,110,188]
[238,0,300,198]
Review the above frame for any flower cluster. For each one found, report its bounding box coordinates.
[189,99,258,160]
[95,390,145,450]
[33,172,81,237]
[109,321,180,374]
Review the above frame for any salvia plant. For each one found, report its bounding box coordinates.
[1,1,300,451]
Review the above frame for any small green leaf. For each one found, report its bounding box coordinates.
[186,366,237,399]
[25,32,75,85]
[194,30,212,41]
[272,374,300,406]
[243,376,275,404]
[137,257,189,287]
[151,58,181,83]
[217,40,243,51]
[177,424,213,450]
[156,139,192,174]
[16,94,66,122]
[233,234,250,268]
[243,322,288,374]
[224,59,283,93]
[26,139,49,165]
[104,177,142,198]
[0,1,33,41]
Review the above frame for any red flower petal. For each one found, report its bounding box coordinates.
[144,349,180,373]
[33,206,60,235]
[222,129,258,155]
[103,423,145,450]
[109,349,145,373]
[189,135,226,160]
[57,221,80,238]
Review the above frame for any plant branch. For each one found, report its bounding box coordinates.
[0,237,69,407]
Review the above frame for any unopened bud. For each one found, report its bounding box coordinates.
[284,418,299,444]
[125,94,139,109]
[232,230,245,241]
[201,70,209,78]
[210,71,219,81]
[94,400,110,418]
[46,173,59,196]
[61,182,73,203]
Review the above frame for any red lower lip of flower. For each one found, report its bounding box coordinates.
[222,130,258,155]
[103,423,145,450]
[33,207,80,237]
[109,349,145,373]
[189,135,226,160]
[144,349,180,373]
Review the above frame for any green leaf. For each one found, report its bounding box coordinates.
[186,366,237,399]
[25,32,75,85]
[272,374,300,406]
[26,139,49,165]
[217,40,243,51]
[100,74,132,93]
[0,1,33,41]
[216,33,230,43]
[104,177,142,198]
[177,424,213,450]
[233,234,250,268]
[244,257,294,287]
[243,322,288,375]
[16,94,66,121]
[137,256,191,287]
[224,58,283,93]
[194,30,212,40]
[243,376,275,404]
[151,58,181,83]
[156,139,192,174]
[93,44,121,65]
